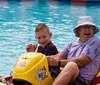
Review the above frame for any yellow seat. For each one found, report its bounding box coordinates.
[97,71,100,77]
[12,52,53,85]
[92,71,100,85]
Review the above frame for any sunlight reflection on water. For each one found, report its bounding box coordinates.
[0,0,100,76]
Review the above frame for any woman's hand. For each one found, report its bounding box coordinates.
[47,56,58,67]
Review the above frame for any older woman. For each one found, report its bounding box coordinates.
[47,16,100,85]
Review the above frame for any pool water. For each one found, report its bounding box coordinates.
[0,0,100,76]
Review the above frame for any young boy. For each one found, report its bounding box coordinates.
[26,23,58,56]
[26,23,60,79]
[0,23,59,85]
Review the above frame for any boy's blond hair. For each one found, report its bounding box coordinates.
[35,23,50,33]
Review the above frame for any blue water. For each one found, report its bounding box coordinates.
[0,0,100,76]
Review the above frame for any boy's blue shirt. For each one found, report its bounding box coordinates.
[37,41,60,79]
[37,41,58,56]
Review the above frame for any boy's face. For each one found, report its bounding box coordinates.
[35,28,52,47]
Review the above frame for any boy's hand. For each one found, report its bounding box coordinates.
[26,44,37,52]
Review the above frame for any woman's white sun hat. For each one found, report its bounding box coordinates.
[73,16,99,37]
